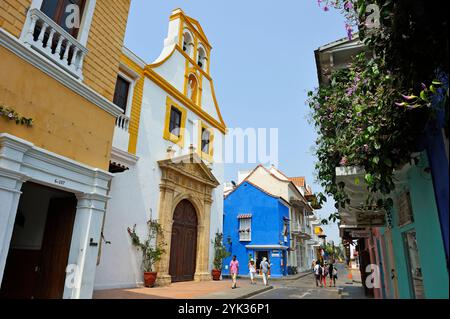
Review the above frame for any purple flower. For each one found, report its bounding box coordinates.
[323,6,329,11]
[346,86,356,96]
[421,83,427,90]
[402,94,418,101]
[346,24,354,40]
[344,1,353,11]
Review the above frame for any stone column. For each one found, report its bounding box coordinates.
[194,195,212,282]
[154,183,175,286]
[0,134,31,287]
[64,193,109,299]
[0,172,27,286]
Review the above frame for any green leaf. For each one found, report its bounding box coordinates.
[368,126,375,134]
[420,90,429,101]
[384,158,392,167]
[372,156,380,164]
[430,85,436,94]
[365,173,373,184]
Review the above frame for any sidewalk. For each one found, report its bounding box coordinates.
[93,278,271,299]
[339,267,371,299]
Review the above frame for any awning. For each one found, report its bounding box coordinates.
[237,214,252,219]
[245,245,289,250]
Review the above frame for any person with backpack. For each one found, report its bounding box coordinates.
[314,261,322,287]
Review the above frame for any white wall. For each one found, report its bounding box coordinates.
[95,65,225,291]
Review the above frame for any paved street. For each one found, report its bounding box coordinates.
[249,263,368,299]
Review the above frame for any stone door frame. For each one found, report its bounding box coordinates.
[155,152,219,286]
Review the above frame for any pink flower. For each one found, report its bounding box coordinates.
[340,157,348,166]
[344,1,353,11]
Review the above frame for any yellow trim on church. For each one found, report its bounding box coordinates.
[163,96,187,147]
[198,120,214,163]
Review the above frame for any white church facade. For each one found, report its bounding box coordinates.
[94,9,227,289]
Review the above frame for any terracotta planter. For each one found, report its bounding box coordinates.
[143,272,157,287]
[211,269,222,281]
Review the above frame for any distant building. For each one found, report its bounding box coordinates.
[222,181,290,278]
[223,165,321,276]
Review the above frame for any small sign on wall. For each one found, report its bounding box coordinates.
[272,250,280,257]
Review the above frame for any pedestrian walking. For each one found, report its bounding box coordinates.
[328,263,334,287]
[331,264,338,287]
[311,259,316,273]
[230,255,239,289]
[314,261,322,287]
[322,262,328,287]
[248,258,257,285]
[260,257,271,286]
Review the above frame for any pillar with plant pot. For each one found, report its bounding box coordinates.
[127,219,166,287]
[211,232,230,281]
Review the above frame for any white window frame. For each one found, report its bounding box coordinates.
[26,0,97,47]
[239,218,252,242]
[116,68,137,118]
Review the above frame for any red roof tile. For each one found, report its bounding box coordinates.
[289,177,305,188]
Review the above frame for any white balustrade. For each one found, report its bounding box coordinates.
[21,8,88,79]
[115,114,130,132]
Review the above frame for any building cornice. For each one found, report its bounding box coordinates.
[110,147,139,167]
[0,28,123,117]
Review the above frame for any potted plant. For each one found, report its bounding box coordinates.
[211,232,230,281]
[127,219,166,287]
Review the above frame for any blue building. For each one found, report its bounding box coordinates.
[222,181,290,278]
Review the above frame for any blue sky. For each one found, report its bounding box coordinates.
[124,1,347,243]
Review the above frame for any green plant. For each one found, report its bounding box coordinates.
[311,0,449,221]
[0,105,33,126]
[127,219,166,273]
[212,232,230,270]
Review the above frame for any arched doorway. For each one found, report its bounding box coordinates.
[169,200,198,282]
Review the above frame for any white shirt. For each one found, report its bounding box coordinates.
[314,264,321,275]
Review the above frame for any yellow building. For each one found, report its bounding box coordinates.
[0,0,131,299]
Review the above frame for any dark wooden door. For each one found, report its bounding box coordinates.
[169,200,198,282]
[34,197,77,299]
[41,0,86,37]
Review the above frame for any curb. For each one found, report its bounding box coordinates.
[269,271,312,281]
[236,286,274,299]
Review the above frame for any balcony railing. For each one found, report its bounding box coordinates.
[112,114,130,151]
[116,114,130,132]
[21,8,88,80]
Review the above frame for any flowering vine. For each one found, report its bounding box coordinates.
[312,0,449,222]
[0,105,33,127]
